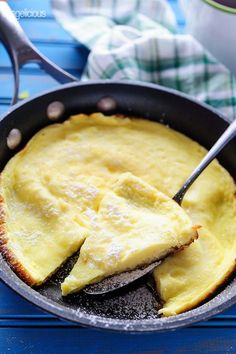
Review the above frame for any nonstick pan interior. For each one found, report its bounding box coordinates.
[0,81,236,332]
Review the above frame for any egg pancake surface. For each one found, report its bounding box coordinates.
[61,172,197,295]
[0,113,236,315]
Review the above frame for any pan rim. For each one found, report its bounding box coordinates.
[0,79,235,332]
[0,79,231,125]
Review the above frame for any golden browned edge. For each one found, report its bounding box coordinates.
[0,184,36,287]
[172,226,199,254]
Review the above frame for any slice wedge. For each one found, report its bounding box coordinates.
[61,173,198,296]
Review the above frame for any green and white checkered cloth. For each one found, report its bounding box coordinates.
[52,0,236,121]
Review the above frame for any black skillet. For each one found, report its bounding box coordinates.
[0,2,236,333]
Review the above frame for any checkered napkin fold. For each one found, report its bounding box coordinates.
[52,0,236,121]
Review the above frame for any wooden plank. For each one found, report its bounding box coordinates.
[19,18,76,43]
[0,327,236,353]
[219,304,236,316]
[1,314,236,328]
[0,104,9,115]
[168,1,186,31]
[0,43,89,71]
[0,70,81,102]
[0,282,43,315]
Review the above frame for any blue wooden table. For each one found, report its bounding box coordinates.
[0,1,236,353]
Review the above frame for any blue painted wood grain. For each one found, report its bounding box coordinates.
[0,43,88,70]
[169,0,186,32]
[15,19,74,43]
[0,327,236,354]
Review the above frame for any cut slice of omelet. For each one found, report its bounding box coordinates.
[61,173,198,296]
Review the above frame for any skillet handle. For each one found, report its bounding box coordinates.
[0,2,78,105]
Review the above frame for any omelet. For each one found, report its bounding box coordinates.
[0,113,236,316]
[61,173,197,295]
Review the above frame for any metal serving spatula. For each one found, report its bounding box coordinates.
[84,118,236,295]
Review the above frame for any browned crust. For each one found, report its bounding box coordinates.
[148,227,199,269]
[0,191,36,286]
[170,227,199,255]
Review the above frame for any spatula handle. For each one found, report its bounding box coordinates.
[0,2,78,105]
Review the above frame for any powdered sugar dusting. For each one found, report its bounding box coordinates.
[105,203,131,227]
[63,182,99,201]
[43,204,60,217]
[83,208,97,226]
[107,242,123,260]
[12,230,44,244]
